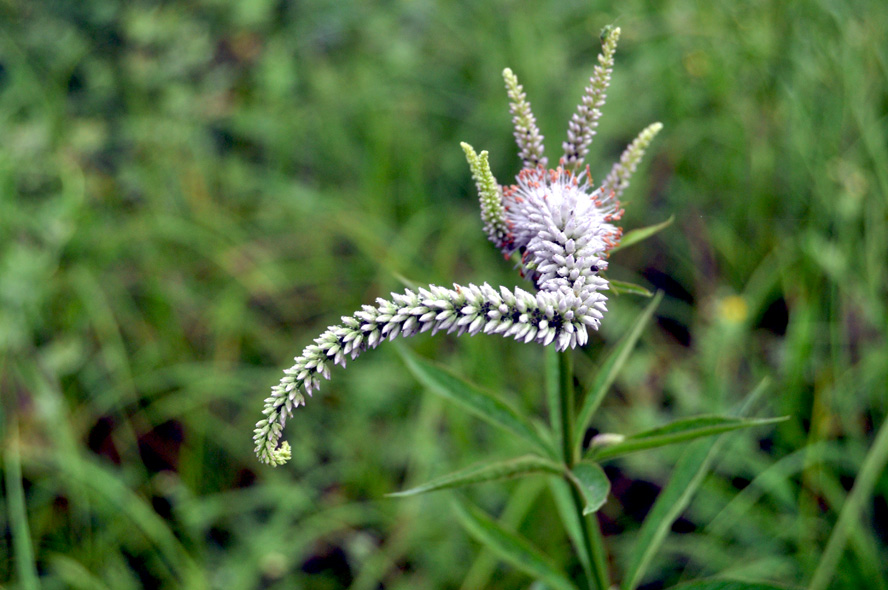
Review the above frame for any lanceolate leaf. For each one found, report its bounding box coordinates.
[620,380,774,590]
[397,345,555,457]
[609,280,653,297]
[621,439,716,590]
[387,455,562,498]
[809,414,888,590]
[589,416,788,462]
[566,462,611,515]
[452,498,579,590]
[610,215,674,253]
[574,292,663,457]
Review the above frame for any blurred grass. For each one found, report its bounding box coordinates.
[1,0,886,588]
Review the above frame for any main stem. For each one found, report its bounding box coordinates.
[559,351,610,590]
[559,351,576,466]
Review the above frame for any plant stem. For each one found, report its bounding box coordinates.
[569,480,611,590]
[559,351,576,467]
[560,351,610,590]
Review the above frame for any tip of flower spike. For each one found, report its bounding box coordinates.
[601,121,664,200]
[600,25,620,46]
[268,441,292,467]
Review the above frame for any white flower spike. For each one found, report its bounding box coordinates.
[254,25,661,466]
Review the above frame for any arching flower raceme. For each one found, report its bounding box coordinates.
[254,26,662,466]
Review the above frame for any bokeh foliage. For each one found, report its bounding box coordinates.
[1,0,886,588]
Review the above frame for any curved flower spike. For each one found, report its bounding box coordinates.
[254,25,661,466]
[255,281,604,465]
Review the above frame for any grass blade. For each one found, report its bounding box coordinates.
[621,439,716,590]
[575,291,663,457]
[388,455,562,497]
[808,415,888,590]
[48,453,197,582]
[590,416,788,461]
[397,344,555,457]
[453,497,579,590]
[3,423,40,590]
[620,379,772,590]
[460,477,548,590]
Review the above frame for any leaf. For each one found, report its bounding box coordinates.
[609,280,653,297]
[566,462,610,515]
[590,415,788,461]
[621,439,716,590]
[452,498,578,590]
[3,423,39,590]
[397,345,555,456]
[574,291,663,457]
[669,580,799,590]
[620,379,773,590]
[388,455,563,497]
[460,477,549,590]
[610,215,674,253]
[809,414,888,590]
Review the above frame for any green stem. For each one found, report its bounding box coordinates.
[569,480,610,590]
[560,351,610,590]
[559,351,576,467]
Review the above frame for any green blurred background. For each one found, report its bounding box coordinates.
[1,0,886,588]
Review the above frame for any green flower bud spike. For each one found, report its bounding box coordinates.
[563,25,621,168]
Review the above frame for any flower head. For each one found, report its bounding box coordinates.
[253,25,662,466]
[462,25,661,332]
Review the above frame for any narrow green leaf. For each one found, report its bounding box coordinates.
[809,414,888,590]
[669,580,798,590]
[397,345,555,456]
[3,423,39,590]
[621,439,716,590]
[388,455,563,497]
[33,451,197,583]
[609,280,653,297]
[610,215,674,253]
[575,292,663,457]
[453,498,579,590]
[566,462,610,515]
[590,416,788,461]
[620,379,772,590]
[461,477,548,590]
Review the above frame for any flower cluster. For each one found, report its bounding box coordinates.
[254,26,661,466]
